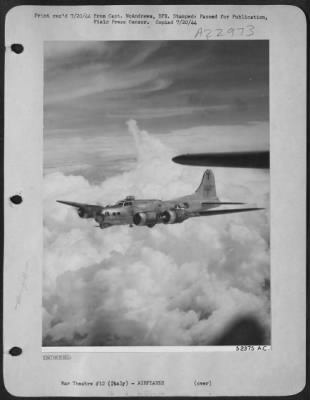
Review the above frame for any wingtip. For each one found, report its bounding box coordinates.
[172,154,187,165]
[56,200,73,206]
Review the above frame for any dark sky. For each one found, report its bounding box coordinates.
[44,41,269,179]
[45,40,268,134]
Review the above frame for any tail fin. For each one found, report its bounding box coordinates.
[195,169,218,200]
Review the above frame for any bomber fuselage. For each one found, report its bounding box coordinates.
[93,196,220,229]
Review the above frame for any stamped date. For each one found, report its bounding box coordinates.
[195,25,255,39]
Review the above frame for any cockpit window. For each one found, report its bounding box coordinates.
[176,202,189,209]
[124,202,132,206]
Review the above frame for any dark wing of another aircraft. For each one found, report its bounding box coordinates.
[198,207,264,216]
[172,151,269,169]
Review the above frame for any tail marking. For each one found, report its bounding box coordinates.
[195,169,218,200]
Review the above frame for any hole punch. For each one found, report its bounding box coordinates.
[11,44,24,54]
[9,347,22,356]
[10,195,23,205]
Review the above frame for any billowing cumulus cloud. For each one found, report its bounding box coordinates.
[43,121,270,346]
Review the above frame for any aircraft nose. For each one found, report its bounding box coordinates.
[95,214,105,224]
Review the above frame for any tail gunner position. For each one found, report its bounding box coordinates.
[57,169,263,229]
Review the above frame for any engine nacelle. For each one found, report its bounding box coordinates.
[133,212,158,226]
[77,207,95,219]
[161,210,187,224]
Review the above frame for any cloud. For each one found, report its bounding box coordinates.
[44,120,269,187]
[161,121,269,154]
[43,120,270,346]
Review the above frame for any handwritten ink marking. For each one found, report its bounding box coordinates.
[215,28,224,37]
[246,25,255,37]
[194,25,255,39]
[15,263,29,310]
[236,27,244,35]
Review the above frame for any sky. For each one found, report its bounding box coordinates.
[44,40,269,182]
[43,41,270,346]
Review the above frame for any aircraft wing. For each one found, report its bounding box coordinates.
[198,207,264,216]
[172,151,269,169]
[57,200,102,210]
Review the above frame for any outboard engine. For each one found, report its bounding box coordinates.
[133,212,158,226]
[77,207,95,219]
[77,207,87,218]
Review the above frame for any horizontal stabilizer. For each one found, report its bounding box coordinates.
[199,207,264,217]
[202,202,245,206]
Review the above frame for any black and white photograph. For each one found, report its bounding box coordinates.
[4,4,307,397]
[43,40,270,347]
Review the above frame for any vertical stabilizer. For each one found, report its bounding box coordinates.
[195,169,218,200]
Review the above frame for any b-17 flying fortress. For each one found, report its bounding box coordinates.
[57,169,263,229]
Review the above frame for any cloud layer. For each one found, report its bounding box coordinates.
[43,121,270,346]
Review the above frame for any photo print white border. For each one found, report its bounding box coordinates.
[4,4,306,396]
